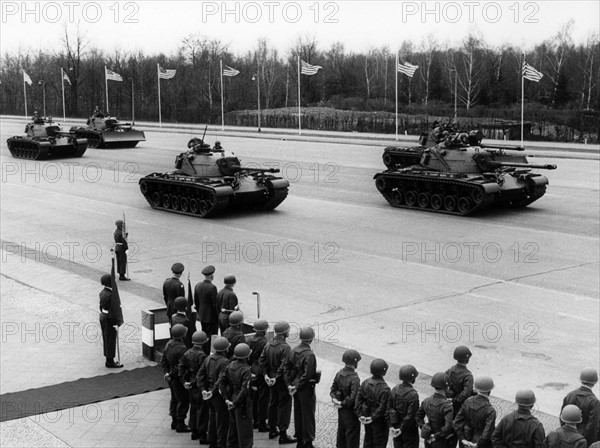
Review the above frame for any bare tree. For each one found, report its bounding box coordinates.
[577,32,599,110]
[60,22,88,115]
[455,34,485,109]
[417,35,437,105]
[544,20,574,107]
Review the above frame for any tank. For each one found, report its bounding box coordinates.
[70,110,145,148]
[7,116,88,160]
[374,128,557,216]
[138,137,289,218]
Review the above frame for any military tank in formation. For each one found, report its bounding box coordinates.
[7,115,88,160]
[374,124,557,216]
[139,135,289,218]
[70,109,145,148]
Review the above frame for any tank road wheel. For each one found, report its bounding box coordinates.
[189,199,199,214]
[198,200,208,216]
[444,195,457,211]
[375,177,386,192]
[151,192,161,207]
[171,195,180,210]
[88,135,101,148]
[418,192,430,208]
[471,188,484,204]
[382,153,393,169]
[140,181,149,195]
[457,197,472,214]
[430,194,443,210]
[390,188,402,205]
[405,191,418,207]
[162,194,171,209]
[180,197,189,212]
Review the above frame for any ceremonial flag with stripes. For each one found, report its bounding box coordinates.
[222,65,240,77]
[522,61,543,82]
[158,65,176,79]
[397,61,419,78]
[23,70,32,85]
[63,71,71,85]
[300,60,322,76]
[106,68,123,82]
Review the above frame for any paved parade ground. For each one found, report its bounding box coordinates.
[1,116,598,447]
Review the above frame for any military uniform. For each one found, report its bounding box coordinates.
[331,366,361,448]
[387,383,420,448]
[197,351,230,448]
[99,285,120,367]
[171,312,192,348]
[179,345,208,440]
[491,409,545,448]
[562,387,600,445]
[161,338,190,430]
[222,326,246,359]
[545,426,587,448]
[247,331,269,430]
[454,395,496,448]
[446,364,474,416]
[163,277,185,320]
[195,278,219,352]
[219,358,254,448]
[356,376,391,448]
[113,224,128,279]
[217,286,238,333]
[416,392,454,448]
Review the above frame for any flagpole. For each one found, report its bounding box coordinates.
[105,66,109,113]
[521,54,525,147]
[395,52,398,140]
[297,55,301,135]
[131,78,135,124]
[157,63,162,127]
[61,68,66,121]
[23,76,28,117]
[220,60,225,131]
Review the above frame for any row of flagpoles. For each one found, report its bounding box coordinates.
[19,55,543,139]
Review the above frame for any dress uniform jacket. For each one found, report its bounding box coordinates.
[163,277,185,319]
[194,280,218,323]
[99,286,118,358]
[492,409,545,448]
[454,394,496,447]
[247,332,269,426]
[562,387,600,445]
[259,336,293,433]
[356,377,391,448]
[222,326,246,359]
[161,339,190,422]
[417,392,454,448]
[171,312,192,348]
[179,346,208,438]
[331,366,361,448]
[545,426,587,448]
[197,352,230,448]
[113,227,128,276]
[216,286,238,332]
[219,359,254,448]
[388,383,420,448]
[446,364,474,414]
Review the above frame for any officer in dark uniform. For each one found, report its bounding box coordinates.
[388,365,420,448]
[197,336,231,448]
[195,265,219,354]
[163,263,185,320]
[453,376,496,448]
[171,296,192,348]
[562,368,600,445]
[356,358,391,448]
[546,405,587,448]
[492,389,545,448]
[330,349,362,448]
[179,331,209,442]
[99,274,123,368]
[222,311,246,359]
[447,346,474,447]
[113,220,129,280]
[416,372,454,448]
[247,319,270,432]
[283,326,319,448]
[219,342,254,448]
[259,321,296,443]
[217,275,239,333]
[161,324,192,433]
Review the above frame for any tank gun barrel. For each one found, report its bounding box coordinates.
[480,143,525,151]
[232,165,281,173]
[494,161,557,170]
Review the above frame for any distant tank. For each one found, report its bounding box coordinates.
[139,136,289,218]
[70,110,145,148]
[7,115,88,160]
[374,128,557,216]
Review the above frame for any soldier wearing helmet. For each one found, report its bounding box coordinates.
[196,336,231,448]
[330,349,362,448]
[161,324,192,433]
[247,319,270,432]
[217,275,239,333]
[179,331,209,443]
[98,273,123,368]
[446,346,474,447]
[562,368,600,445]
[355,359,391,447]
[258,321,295,443]
[222,311,246,359]
[171,296,191,348]
[453,377,496,448]
[388,365,420,448]
[491,389,545,448]
[113,219,129,280]
[545,405,587,448]
[163,263,185,320]
[416,372,453,448]
[218,342,254,447]
[194,265,219,355]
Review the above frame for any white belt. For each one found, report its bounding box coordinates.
[101,309,109,314]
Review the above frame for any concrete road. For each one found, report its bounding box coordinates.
[1,120,598,415]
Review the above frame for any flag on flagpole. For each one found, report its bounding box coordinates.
[109,258,124,326]
[522,61,543,82]
[397,61,419,78]
[300,60,322,76]
[158,65,176,79]
[186,277,195,335]
[23,70,32,85]
[222,65,240,77]
[106,68,123,82]
[63,71,72,85]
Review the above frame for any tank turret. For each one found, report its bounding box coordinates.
[70,110,145,148]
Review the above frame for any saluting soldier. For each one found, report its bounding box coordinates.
[453,376,496,448]
[163,263,185,320]
[492,389,545,448]
[99,274,123,368]
[356,359,391,448]
[222,311,246,359]
[416,372,454,448]
[388,365,420,448]
[217,275,239,333]
[546,405,587,448]
[562,369,600,445]
[171,296,191,348]
[247,319,270,432]
[195,265,219,354]
[113,220,129,281]
[330,349,362,448]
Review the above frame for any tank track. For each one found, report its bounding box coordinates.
[7,138,86,160]
[254,185,289,211]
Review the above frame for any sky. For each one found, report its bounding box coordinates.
[1,1,599,57]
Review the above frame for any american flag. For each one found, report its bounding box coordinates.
[397,62,419,78]
[106,68,123,82]
[222,65,240,77]
[23,70,32,85]
[300,60,322,76]
[522,61,543,82]
[63,72,71,85]
[158,65,176,79]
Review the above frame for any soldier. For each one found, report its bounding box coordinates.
[197,337,231,448]
[219,342,254,448]
[283,326,319,448]
[247,319,270,432]
[99,274,123,368]
[217,275,239,334]
[161,324,191,433]
[454,376,496,448]
[171,296,191,348]
[258,321,296,443]
[491,389,545,448]
[447,346,474,447]
[330,349,362,448]
[195,265,219,355]
[222,311,247,359]
[416,372,454,448]
[546,405,587,448]
[179,331,209,442]
[113,220,129,281]
[562,368,600,445]
[356,359,391,448]
[388,365,420,448]
[163,263,185,320]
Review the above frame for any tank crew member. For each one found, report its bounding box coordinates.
[213,141,224,151]
[222,311,246,359]
[546,405,587,448]
[247,319,270,432]
[453,376,496,448]
[562,369,600,445]
[171,296,191,348]
[219,343,254,448]
[416,372,454,448]
[179,331,209,442]
[330,349,362,448]
[356,358,391,448]
[447,346,474,447]
[163,263,185,320]
[492,389,545,448]
[161,324,192,433]
[195,265,219,355]
[258,321,296,443]
[99,273,123,368]
[197,336,231,448]
[388,365,420,448]
[283,326,319,448]
[217,275,239,334]
[113,220,129,281]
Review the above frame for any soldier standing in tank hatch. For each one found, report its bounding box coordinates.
[453,377,496,448]
[163,263,185,320]
[388,365,420,448]
[562,368,600,445]
[113,220,129,281]
[330,349,362,448]
[217,275,239,334]
[491,389,545,448]
[195,265,219,355]
[99,273,123,368]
